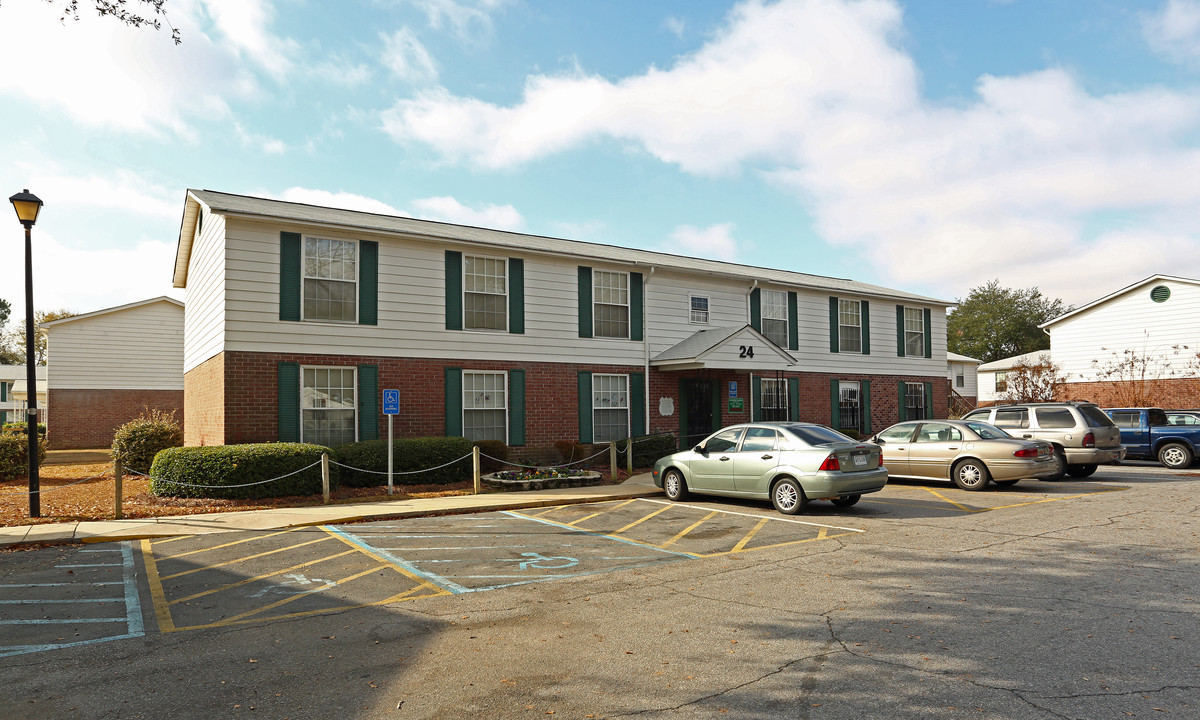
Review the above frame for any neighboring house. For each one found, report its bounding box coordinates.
[0,365,47,424]
[946,352,981,413]
[976,350,1050,406]
[1042,275,1200,407]
[43,297,184,450]
[172,189,953,454]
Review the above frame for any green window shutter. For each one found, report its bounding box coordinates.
[751,376,762,422]
[924,381,934,419]
[712,381,724,429]
[830,379,841,430]
[577,266,593,338]
[630,272,644,342]
[358,365,378,441]
[508,258,524,334]
[750,288,761,332]
[862,379,872,434]
[445,251,462,331]
[896,305,906,357]
[787,291,799,351]
[278,362,300,442]
[898,380,907,422]
[923,308,933,358]
[861,300,871,355]
[0,381,6,402]
[788,377,800,422]
[508,369,525,446]
[359,241,378,326]
[279,232,301,322]
[829,297,839,353]
[445,368,463,436]
[578,371,593,442]
[630,372,645,436]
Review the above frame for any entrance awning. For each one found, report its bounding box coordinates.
[651,325,796,371]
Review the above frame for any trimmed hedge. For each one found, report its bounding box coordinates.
[474,439,509,473]
[334,436,473,488]
[2,422,47,438]
[149,443,333,500]
[629,433,679,468]
[0,432,48,482]
[112,409,184,473]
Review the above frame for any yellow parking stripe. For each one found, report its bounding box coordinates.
[159,528,300,560]
[206,565,389,626]
[730,517,770,553]
[614,505,672,534]
[662,511,719,548]
[172,584,440,632]
[322,526,455,595]
[988,487,1125,510]
[141,539,176,634]
[921,487,982,512]
[566,512,604,527]
[167,550,359,605]
[159,537,334,580]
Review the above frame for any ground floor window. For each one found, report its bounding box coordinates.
[463,371,507,442]
[760,378,789,421]
[839,381,861,434]
[302,367,357,447]
[905,382,926,420]
[592,373,629,442]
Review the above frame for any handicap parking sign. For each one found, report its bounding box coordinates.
[382,389,400,415]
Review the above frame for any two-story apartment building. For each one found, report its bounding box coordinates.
[172,190,953,453]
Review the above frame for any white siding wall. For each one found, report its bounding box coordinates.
[977,370,1003,403]
[183,209,227,372]
[218,217,948,376]
[47,302,184,389]
[949,361,978,397]
[1050,280,1200,383]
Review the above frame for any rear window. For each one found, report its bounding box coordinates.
[993,408,1029,429]
[1110,411,1140,428]
[1079,405,1116,427]
[965,422,1011,440]
[1035,408,1076,429]
[963,410,990,422]
[786,425,853,446]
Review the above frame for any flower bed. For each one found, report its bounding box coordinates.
[482,467,602,491]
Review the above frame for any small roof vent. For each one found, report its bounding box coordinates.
[1150,285,1171,303]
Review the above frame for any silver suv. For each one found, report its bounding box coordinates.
[961,402,1125,478]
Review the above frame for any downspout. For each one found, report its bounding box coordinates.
[747,280,759,421]
[643,267,656,440]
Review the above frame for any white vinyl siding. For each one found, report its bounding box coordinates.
[464,255,507,331]
[46,300,184,390]
[462,371,507,442]
[839,299,862,353]
[761,289,788,348]
[183,208,226,372]
[592,373,629,442]
[303,237,358,323]
[302,366,356,447]
[593,270,630,339]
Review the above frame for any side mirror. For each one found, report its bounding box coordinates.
[872,436,883,444]
[693,445,706,455]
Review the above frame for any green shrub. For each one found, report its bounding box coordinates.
[112,409,184,473]
[149,443,333,500]
[474,439,509,473]
[0,432,48,482]
[2,422,47,438]
[555,440,592,464]
[333,436,473,488]
[630,433,679,468]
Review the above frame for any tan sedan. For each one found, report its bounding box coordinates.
[871,420,1059,490]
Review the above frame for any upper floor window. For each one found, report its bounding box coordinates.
[690,295,709,324]
[838,300,862,353]
[594,270,630,339]
[955,368,965,388]
[904,307,925,357]
[302,367,357,447]
[464,255,507,331]
[304,237,357,322]
[761,289,789,348]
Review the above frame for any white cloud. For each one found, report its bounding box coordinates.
[402,0,511,41]
[381,27,439,83]
[16,170,180,221]
[378,0,1200,306]
[200,0,299,80]
[276,188,408,216]
[411,196,524,230]
[1142,0,1200,66]
[660,224,742,262]
[664,16,687,39]
[234,124,288,155]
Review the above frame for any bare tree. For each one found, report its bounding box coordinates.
[2,1,181,44]
[1090,332,1200,407]
[999,357,1069,403]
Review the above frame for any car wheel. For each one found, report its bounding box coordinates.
[952,459,991,491]
[1066,464,1097,478]
[992,479,1020,487]
[662,468,689,501]
[771,477,807,515]
[831,494,861,508]
[1043,449,1068,481]
[1158,443,1194,469]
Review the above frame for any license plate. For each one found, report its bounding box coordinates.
[853,454,867,467]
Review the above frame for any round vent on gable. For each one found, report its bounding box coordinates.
[1150,285,1171,303]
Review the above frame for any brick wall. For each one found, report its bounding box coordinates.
[46,388,184,450]
[1056,378,1200,408]
[184,353,225,446]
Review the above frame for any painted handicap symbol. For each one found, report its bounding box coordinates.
[506,552,579,571]
[250,572,336,598]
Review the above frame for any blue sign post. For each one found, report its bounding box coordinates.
[383,389,399,494]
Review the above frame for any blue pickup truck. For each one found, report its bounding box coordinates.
[1104,408,1200,469]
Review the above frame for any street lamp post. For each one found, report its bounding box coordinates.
[10,189,43,518]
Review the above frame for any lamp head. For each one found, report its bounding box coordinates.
[10,189,43,228]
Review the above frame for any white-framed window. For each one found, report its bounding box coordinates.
[904,307,925,356]
[839,381,862,433]
[302,367,357,447]
[303,237,358,322]
[464,255,507,331]
[905,382,926,420]
[995,371,1008,393]
[839,299,862,353]
[592,373,629,442]
[762,289,788,348]
[689,294,709,324]
[463,371,507,442]
[761,377,789,422]
[955,368,965,388]
[593,270,630,339]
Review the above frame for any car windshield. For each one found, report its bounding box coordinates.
[785,424,852,446]
[965,422,1011,440]
[1079,405,1115,427]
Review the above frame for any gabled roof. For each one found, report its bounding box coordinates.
[174,189,952,306]
[652,325,796,368]
[40,296,183,328]
[947,352,982,364]
[977,350,1050,372]
[1040,274,1200,329]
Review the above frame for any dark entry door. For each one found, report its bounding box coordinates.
[682,379,715,449]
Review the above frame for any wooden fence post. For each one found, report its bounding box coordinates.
[626,437,634,475]
[113,457,123,520]
[609,442,618,482]
[321,453,330,505]
[472,445,481,494]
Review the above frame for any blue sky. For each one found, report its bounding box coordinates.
[1,0,1198,316]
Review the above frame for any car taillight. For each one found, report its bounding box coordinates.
[1013,447,1039,458]
[1083,432,1095,448]
[819,455,841,471]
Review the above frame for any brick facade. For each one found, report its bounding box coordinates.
[1055,378,1200,409]
[47,388,184,450]
[184,350,949,451]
